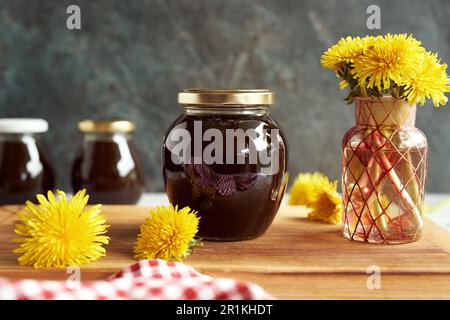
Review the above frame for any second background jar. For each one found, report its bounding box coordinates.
[71,120,145,204]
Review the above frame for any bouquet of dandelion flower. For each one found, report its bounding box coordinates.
[321,34,449,106]
[321,34,450,243]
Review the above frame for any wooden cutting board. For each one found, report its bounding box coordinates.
[0,204,449,299]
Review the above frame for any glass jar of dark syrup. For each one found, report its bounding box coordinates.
[163,89,288,241]
[71,120,145,204]
[0,118,55,205]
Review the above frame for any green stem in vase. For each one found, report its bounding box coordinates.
[389,131,420,207]
[370,136,422,228]
[401,153,421,208]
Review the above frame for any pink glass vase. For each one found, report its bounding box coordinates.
[342,97,428,244]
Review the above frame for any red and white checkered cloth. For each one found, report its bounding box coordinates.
[0,259,273,300]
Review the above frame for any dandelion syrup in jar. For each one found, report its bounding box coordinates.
[162,89,288,241]
[71,120,145,204]
[0,118,55,205]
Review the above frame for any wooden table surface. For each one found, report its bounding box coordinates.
[0,204,449,299]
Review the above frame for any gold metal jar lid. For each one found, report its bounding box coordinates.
[78,120,136,133]
[178,89,275,106]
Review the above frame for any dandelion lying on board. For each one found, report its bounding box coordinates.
[14,190,110,268]
[134,204,201,261]
[289,172,342,225]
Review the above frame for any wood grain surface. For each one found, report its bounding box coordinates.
[0,205,449,299]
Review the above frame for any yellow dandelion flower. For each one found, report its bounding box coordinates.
[339,79,349,89]
[289,172,334,206]
[352,34,425,90]
[134,205,200,261]
[289,172,342,224]
[308,186,342,225]
[321,36,378,72]
[403,52,450,107]
[14,190,109,268]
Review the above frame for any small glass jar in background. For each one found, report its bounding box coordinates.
[0,118,55,205]
[71,120,145,204]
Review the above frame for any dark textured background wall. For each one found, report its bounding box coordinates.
[0,0,449,192]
